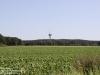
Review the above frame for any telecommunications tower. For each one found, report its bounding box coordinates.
[48,32,52,39]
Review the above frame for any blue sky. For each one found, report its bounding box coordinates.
[0,0,100,40]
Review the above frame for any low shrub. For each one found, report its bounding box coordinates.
[0,44,7,47]
[74,54,100,75]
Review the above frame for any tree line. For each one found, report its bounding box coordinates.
[23,39,100,46]
[0,34,100,46]
[0,34,23,46]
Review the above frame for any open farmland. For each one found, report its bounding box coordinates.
[0,46,100,75]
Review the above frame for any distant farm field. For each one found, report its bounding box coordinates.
[0,46,100,75]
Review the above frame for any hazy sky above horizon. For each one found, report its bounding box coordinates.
[0,0,100,40]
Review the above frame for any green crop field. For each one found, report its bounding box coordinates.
[0,46,100,75]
